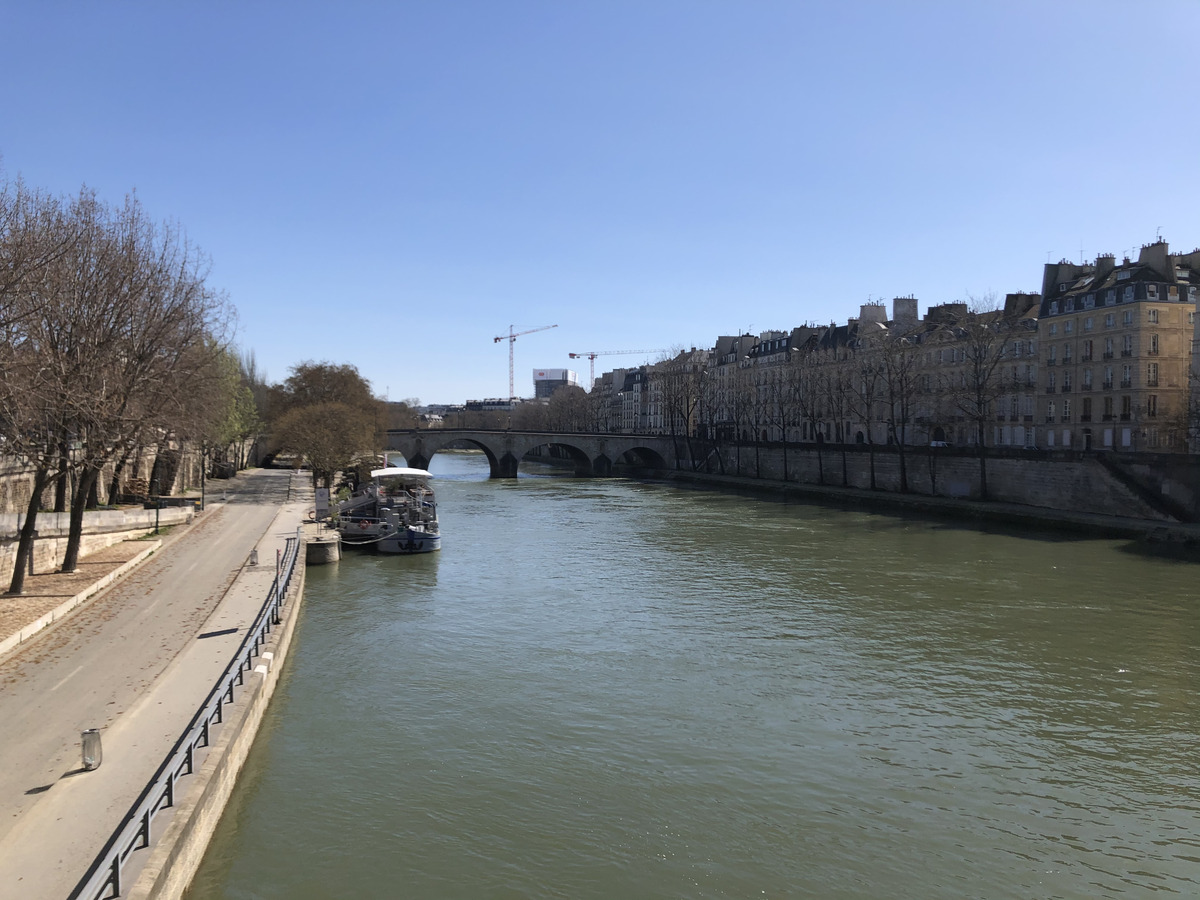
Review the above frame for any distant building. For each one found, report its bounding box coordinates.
[532,368,579,399]
[465,398,515,412]
[1040,240,1200,451]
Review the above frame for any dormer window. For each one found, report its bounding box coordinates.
[1117,270,1131,281]
[1105,290,1115,305]
[1066,298,1075,312]
[1147,284,1158,299]
[1084,294,1095,309]
[1049,301,1059,315]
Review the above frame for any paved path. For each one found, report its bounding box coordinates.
[0,468,312,899]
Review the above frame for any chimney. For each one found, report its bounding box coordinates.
[892,297,919,329]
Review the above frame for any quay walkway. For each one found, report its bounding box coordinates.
[0,468,312,899]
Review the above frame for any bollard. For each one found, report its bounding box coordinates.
[250,548,259,566]
[82,729,103,771]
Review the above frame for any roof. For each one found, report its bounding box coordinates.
[370,467,432,480]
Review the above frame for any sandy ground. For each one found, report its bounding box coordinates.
[0,541,151,649]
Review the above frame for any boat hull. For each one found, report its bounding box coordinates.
[338,522,441,554]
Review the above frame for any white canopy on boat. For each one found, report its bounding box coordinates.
[370,466,433,480]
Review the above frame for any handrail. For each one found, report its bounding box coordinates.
[69,535,300,900]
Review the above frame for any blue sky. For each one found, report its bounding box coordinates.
[4,1,1198,405]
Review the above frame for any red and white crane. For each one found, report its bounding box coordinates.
[494,324,558,401]
[568,349,668,388]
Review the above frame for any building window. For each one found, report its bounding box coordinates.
[1065,319,1074,334]
[1063,372,1072,391]
[1121,395,1132,419]
[1049,323,1058,335]
[1083,368,1093,389]
[1149,333,1159,355]
[1063,399,1072,421]
[1148,362,1159,386]
[1048,346,1057,365]
[1123,310,1133,325]
[1063,344,1073,363]
[1084,317,1093,331]
[1122,364,1132,388]
[1104,337,1114,358]
[1105,313,1115,328]
[1148,394,1158,417]
[1122,334,1134,355]
[1082,397,1092,420]
[1082,339,1093,360]
[1104,396,1114,418]
[1047,372,1056,390]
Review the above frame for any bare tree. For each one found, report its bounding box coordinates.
[879,325,922,493]
[792,343,828,485]
[659,348,708,470]
[942,294,1027,500]
[847,336,885,490]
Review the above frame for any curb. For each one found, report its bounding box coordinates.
[0,542,161,659]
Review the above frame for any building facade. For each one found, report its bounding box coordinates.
[1039,241,1200,451]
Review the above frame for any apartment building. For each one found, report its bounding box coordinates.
[1039,240,1200,451]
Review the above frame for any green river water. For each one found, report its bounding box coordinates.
[189,451,1200,899]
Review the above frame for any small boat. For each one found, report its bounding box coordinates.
[336,466,441,554]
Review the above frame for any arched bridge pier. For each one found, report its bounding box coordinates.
[383,429,675,479]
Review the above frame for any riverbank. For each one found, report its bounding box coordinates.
[652,467,1200,547]
[0,469,311,900]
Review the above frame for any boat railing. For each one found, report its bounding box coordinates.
[69,535,301,900]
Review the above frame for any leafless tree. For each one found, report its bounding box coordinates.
[941,294,1029,500]
[879,325,922,492]
[3,187,233,589]
[659,348,708,470]
[847,338,884,490]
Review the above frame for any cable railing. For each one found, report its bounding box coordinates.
[69,534,301,900]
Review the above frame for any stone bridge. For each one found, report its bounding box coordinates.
[383,429,678,478]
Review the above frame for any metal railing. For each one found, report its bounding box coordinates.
[70,535,300,900]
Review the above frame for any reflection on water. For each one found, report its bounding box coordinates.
[192,451,1200,899]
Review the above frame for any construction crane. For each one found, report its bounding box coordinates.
[494,324,558,401]
[568,349,668,388]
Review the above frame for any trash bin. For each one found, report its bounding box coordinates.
[82,729,102,771]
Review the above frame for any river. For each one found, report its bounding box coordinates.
[190,451,1200,899]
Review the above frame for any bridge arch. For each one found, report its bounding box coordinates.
[385,430,675,480]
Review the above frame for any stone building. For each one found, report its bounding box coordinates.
[1039,240,1200,451]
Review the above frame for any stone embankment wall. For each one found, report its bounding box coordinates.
[0,507,195,583]
[0,437,262,519]
[688,443,1191,521]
